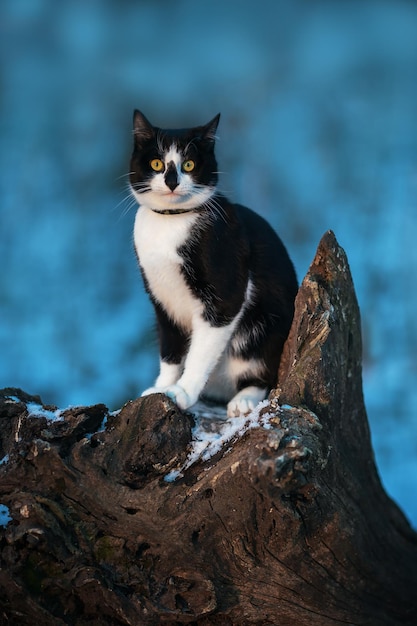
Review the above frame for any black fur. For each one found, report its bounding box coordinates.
[178,197,298,390]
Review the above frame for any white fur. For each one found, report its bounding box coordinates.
[134,207,202,329]
[227,357,265,381]
[227,386,267,417]
[164,145,182,168]
[155,361,182,387]
[142,361,182,397]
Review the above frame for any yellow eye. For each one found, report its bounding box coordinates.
[150,159,164,172]
[182,159,195,172]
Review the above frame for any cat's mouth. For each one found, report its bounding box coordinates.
[162,190,190,202]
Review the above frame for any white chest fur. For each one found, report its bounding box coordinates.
[133,207,203,329]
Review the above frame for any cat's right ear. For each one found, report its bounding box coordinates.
[201,113,221,142]
[133,109,155,143]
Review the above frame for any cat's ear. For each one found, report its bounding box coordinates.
[200,113,221,142]
[133,109,155,143]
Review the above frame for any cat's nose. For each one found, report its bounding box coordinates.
[165,161,179,191]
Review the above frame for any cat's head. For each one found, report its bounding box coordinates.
[129,110,220,213]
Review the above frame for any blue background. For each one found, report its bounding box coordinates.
[1,0,417,527]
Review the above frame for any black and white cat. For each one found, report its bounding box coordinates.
[130,110,297,417]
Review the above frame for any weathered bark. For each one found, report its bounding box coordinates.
[1,230,416,625]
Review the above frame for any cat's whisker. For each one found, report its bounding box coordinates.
[120,205,135,221]
[112,181,146,220]
[203,196,229,225]
[113,196,130,213]
[215,185,233,196]
[115,172,135,181]
[113,195,138,221]
[156,130,169,155]
[205,203,223,226]
[131,183,152,195]
[184,138,198,153]
[190,189,224,223]
[112,189,133,211]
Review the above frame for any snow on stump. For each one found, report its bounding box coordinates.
[1,231,417,625]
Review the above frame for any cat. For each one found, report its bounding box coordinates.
[129,110,298,417]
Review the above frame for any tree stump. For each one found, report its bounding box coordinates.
[1,231,416,625]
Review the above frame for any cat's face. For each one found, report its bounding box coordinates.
[130,110,220,213]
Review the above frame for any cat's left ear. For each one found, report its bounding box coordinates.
[201,113,221,142]
[133,109,155,143]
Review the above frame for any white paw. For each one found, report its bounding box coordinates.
[227,386,267,417]
[164,384,195,411]
[141,386,165,397]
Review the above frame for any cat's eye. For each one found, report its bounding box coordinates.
[182,160,195,172]
[150,159,164,172]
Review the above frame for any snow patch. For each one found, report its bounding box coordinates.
[26,402,67,422]
[5,395,21,404]
[5,396,112,439]
[165,399,274,482]
[5,395,70,422]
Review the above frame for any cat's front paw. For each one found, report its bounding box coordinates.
[141,386,165,397]
[164,384,196,411]
[227,386,267,417]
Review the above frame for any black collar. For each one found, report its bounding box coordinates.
[152,208,196,215]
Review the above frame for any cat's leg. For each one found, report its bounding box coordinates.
[155,361,181,388]
[141,361,182,397]
[141,304,188,397]
[225,356,268,416]
[225,301,288,416]
[163,316,237,411]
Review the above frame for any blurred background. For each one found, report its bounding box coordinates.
[1,0,416,526]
